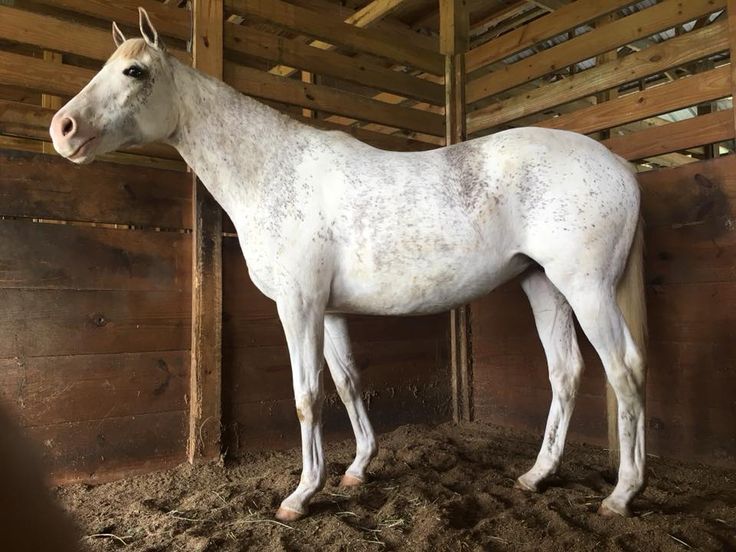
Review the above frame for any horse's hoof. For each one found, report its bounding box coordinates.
[275,506,305,522]
[339,473,364,487]
[598,501,630,518]
[513,476,538,492]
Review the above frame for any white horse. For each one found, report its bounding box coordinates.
[50,9,647,521]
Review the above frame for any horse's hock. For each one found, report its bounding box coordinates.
[0,0,734,550]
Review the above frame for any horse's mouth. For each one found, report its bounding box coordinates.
[67,136,98,162]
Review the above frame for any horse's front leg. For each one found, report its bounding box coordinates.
[274,295,327,522]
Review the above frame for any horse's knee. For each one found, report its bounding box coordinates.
[295,392,324,424]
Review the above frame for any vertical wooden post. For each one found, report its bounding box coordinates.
[440,0,472,423]
[188,0,224,464]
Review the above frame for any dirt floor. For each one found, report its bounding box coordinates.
[57,422,736,552]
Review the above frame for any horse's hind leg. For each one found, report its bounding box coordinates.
[550,277,646,516]
[324,314,377,485]
[515,270,584,492]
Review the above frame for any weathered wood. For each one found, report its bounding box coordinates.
[29,0,191,41]
[225,62,446,136]
[605,110,733,161]
[537,65,731,135]
[0,149,190,227]
[0,5,191,63]
[189,0,224,464]
[440,0,472,423]
[28,409,188,484]
[0,50,94,97]
[226,0,444,74]
[728,0,736,138]
[0,351,189,427]
[0,221,190,292]
[468,0,726,102]
[468,20,729,133]
[0,288,190,358]
[224,24,444,105]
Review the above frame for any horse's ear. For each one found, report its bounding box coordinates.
[112,22,127,48]
[138,7,165,50]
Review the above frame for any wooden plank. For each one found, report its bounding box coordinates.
[0,5,190,64]
[26,409,187,484]
[0,149,191,228]
[440,0,471,423]
[468,20,729,133]
[0,288,191,358]
[0,351,189,427]
[604,109,734,161]
[537,65,731,135]
[225,62,446,136]
[226,0,444,74]
[0,50,94,97]
[266,0,410,78]
[189,0,223,464]
[0,221,190,292]
[224,24,444,105]
[28,0,191,41]
[467,0,726,102]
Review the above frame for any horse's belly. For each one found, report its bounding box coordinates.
[328,250,529,315]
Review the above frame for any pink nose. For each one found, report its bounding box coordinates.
[50,113,77,143]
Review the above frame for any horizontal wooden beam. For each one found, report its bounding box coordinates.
[226,0,444,74]
[467,0,726,102]
[466,0,637,72]
[224,62,445,136]
[28,0,190,41]
[224,24,444,105]
[0,6,191,64]
[0,50,94,97]
[468,20,729,134]
[605,109,734,161]
[537,65,731,135]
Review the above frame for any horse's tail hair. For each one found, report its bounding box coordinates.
[616,217,647,362]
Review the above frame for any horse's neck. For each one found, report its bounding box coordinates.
[167,60,307,217]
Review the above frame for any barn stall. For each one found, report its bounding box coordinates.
[0,0,734,550]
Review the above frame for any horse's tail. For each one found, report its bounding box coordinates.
[616,217,647,361]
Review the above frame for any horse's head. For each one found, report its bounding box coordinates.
[50,8,178,164]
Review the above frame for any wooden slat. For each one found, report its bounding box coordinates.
[466,0,637,72]
[537,65,731,135]
[0,288,190,358]
[0,149,191,227]
[189,0,224,464]
[468,0,726,102]
[0,351,189,427]
[225,62,445,136]
[28,0,191,41]
[224,24,444,105]
[0,50,94,97]
[468,20,729,133]
[0,221,190,291]
[226,0,444,74]
[28,409,187,484]
[604,109,734,161]
[728,0,736,138]
[0,5,191,64]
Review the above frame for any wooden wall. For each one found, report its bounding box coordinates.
[467,0,736,468]
[0,149,192,483]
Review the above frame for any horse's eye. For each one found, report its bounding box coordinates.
[123,65,146,79]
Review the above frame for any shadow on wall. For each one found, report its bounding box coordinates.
[0,404,80,551]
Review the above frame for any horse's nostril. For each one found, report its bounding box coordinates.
[62,118,75,137]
